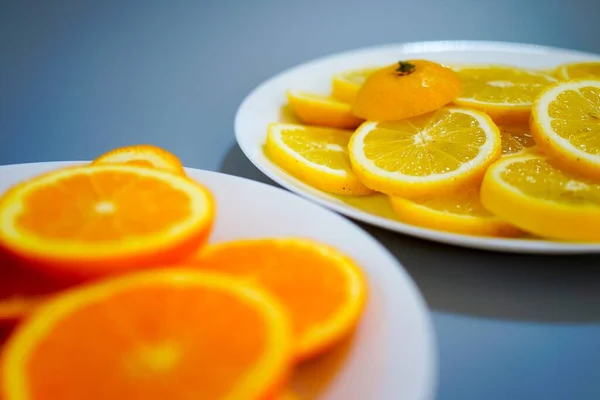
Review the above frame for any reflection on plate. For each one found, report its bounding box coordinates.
[235,40,600,254]
[0,161,436,400]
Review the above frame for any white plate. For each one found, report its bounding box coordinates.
[0,161,436,400]
[234,40,600,254]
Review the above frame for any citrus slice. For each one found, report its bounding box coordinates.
[453,65,557,123]
[556,61,600,80]
[266,123,373,195]
[331,67,380,104]
[92,144,186,176]
[531,79,600,178]
[286,91,364,129]
[389,188,522,237]
[348,107,501,197]
[480,154,600,241]
[353,60,462,121]
[0,164,215,278]
[498,123,536,156]
[0,252,72,324]
[192,238,368,361]
[0,269,293,400]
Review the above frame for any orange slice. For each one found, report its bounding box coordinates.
[286,91,364,129]
[0,164,215,278]
[0,269,293,400]
[556,61,600,80]
[92,144,186,176]
[352,60,462,121]
[389,188,522,237]
[0,252,72,324]
[192,238,368,361]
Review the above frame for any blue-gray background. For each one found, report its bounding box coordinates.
[1,1,600,399]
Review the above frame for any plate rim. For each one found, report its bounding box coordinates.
[0,160,439,400]
[234,39,600,255]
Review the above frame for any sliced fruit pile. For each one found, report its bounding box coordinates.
[268,60,600,241]
[0,145,368,399]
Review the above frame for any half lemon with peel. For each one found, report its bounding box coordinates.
[266,123,373,195]
[481,154,600,241]
[348,107,502,197]
[531,79,600,179]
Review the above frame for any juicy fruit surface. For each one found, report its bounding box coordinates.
[352,60,462,121]
[266,123,373,195]
[92,144,186,176]
[0,164,214,276]
[531,80,600,178]
[0,270,293,400]
[286,91,363,129]
[499,124,536,156]
[389,188,522,237]
[349,107,501,196]
[481,154,600,241]
[192,238,368,361]
[455,65,556,105]
[557,62,600,80]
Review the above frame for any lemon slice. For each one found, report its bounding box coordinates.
[453,65,557,123]
[556,61,600,80]
[389,188,522,237]
[286,90,363,130]
[331,67,381,104]
[481,154,600,241]
[348,107,501,196]
[531,79,600,178]
[266,123,373,195]
[498,123,536,156]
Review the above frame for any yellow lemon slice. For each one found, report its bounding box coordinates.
[389,188,522,237]
[348,107,501,197]
[480,153,600,241]
[331,67,381,104]
[453,65,557,123]
[556,61,600,80]
[266,123,373,195]
[286,90,363,129]
[531,79,600,178]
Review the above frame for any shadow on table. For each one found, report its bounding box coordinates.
[221,142,600,324]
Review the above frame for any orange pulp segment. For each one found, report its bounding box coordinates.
[92,144,186,176]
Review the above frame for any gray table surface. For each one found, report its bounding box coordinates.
[2,1,600,399]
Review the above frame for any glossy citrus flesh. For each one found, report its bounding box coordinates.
[390,188,522,237]
[453,65,556,123]
[92,145,186,176]
[286,91,363,129]
[331,67,381,104]
[192,238,368,361]
[481,154,600,241]
[0,270,293,400]
[0,165,215,278]
[352,60,462,121]
[348,107,501,196]
[498,123,536,156]
[556,62,600,80]
[266,123,373,195]
[531,79,600,178]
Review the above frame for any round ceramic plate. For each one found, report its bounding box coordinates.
[235,40,600,254]
[0,161,436,400]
